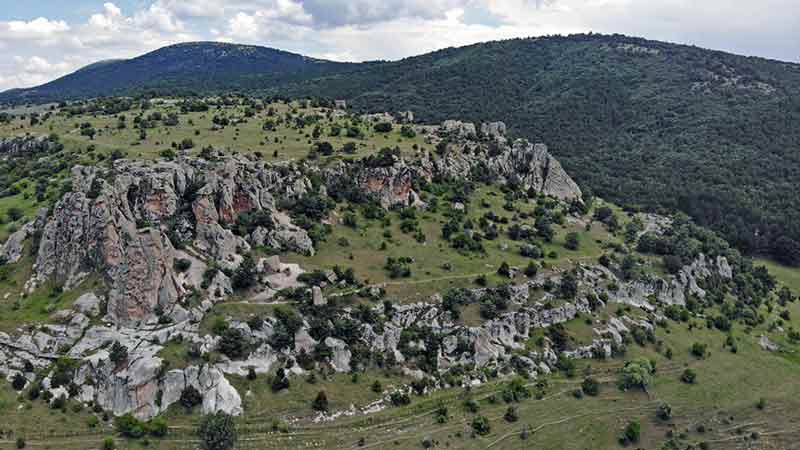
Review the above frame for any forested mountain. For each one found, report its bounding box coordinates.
[0,42,356,103]
[3,34,800,265]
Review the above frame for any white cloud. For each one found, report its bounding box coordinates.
[0,17,70,40]
[0,56,77,91]
[300,0,472,27]
[133,4,185,33]
[88,3,123,30]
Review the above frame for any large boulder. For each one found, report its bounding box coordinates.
[73,293,102,317]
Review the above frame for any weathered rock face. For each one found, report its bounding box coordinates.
[429,139,582,201]
[0,208,47,264]
[30,166,182,324]
[441,120,477,138]
[322,121,582,208]
[0,135,62,157]
[356,164,425,209]
[30,155,316,324]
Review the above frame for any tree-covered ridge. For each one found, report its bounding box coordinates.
[0,42,359,103]
[272,34,800,266]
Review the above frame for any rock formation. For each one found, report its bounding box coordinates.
[0,135,62,157]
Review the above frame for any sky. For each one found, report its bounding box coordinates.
[1,0,798,92]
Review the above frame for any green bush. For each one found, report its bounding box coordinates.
[197,412,238,450]
[471,415,491,435]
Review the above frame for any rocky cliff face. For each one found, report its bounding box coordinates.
[30,154,314,324]
[321,120,582,209]
[0,135,62,157]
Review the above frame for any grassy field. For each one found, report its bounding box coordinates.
[284,186,623,302]
[0,100,427,163]
[756,258,800,292]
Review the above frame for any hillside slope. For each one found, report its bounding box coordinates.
[274,34,800,265]
[3,34,800,265]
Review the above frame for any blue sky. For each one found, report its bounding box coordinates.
[1,0,798,92]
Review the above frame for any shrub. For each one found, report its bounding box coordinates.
[657,402,673,420]
[471,416,491,435]
[504,406,519,422]
[270,368,290,392]
[691,342,708,358]
[497,261,511,277]
[148,416,168,437]
[390,391,411,406]
[197,412,238,450]
[174,258,192,272]
[115,414,147,438]
[681,368,697,384]
[16,437,26,449]
[12,372,26,391]
[102,437,115,450]
[218,328,248,359]
[312,391,329,412]
[180,385,203,409]
[373,122,393,133]
[524,261,538,277]
[564,232,580,250]
[581,376,600,396]
[619,421,641,445]
[109,341,128,365]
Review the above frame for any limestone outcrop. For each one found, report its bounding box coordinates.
[0,135,62,157]
[29,155,316,324]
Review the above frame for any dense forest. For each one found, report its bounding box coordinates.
[3,34,800,265]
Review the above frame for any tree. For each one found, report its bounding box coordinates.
[312,391,329,412]
[772,236,800,266]
[565,232,580,250]
[618,358,653,391]
[197,412,238,450]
